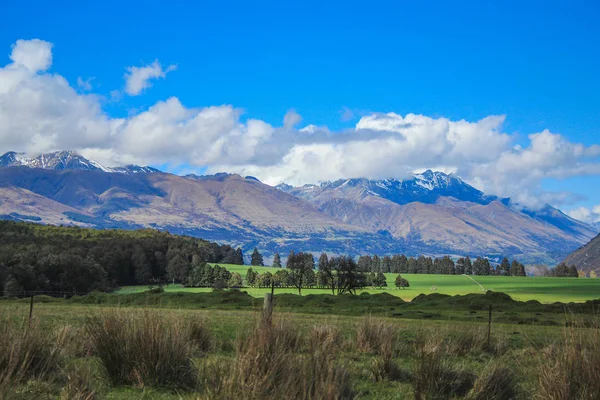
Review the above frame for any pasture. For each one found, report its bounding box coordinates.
[119,264,600,303]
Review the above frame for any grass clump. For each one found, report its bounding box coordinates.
[60,363,98,400]
[0,320,63,382]
[85,310,197,390]
[467,362,518,400]
[412,334,476,400]
[199,317,354,400]
[534,324,600,399]
[356,315,397,356]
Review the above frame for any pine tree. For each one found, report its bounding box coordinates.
[464,257,473,275]
[272,253,282,268]
[500,258,511,276]
[234,248,244,265]
[251,248,264,266]
[375,272,387,288]
[555,263,569,277]
[567,265,579,278]
[246,267,258,287]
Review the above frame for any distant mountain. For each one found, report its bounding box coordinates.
[563,234,600,275]
[0,151,159,175]
[0,151,596,263]
[279,171,596,264]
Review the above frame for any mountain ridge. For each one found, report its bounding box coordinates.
[0,150,596,264]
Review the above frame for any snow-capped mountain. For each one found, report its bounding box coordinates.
[278,170,501,206]
[0,151,596,264]
[0,151,159,175]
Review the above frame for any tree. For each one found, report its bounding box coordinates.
[272,253,282,268]
[131,245,151,284]
[228,272,243,288]
[500,258,511,276]
[568,265,579,278]
[251,248,264,266]
[319,254,337,295]
[464,257,473,275]
[555,263,569,277]
[455,258,465,275]
[287,251,314,295]
[318,253,329,272]
[234,248,244,265]
[246,267,258,287]
[395,275,409,289]
[273,269,291,287]
[333,256,365,295]
[167,254,189,283]
[259,272,273,288]
[374,272,387,288]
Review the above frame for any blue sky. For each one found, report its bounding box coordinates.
[1,0,600,218]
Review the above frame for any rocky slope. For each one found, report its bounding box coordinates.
[563,234,600,274]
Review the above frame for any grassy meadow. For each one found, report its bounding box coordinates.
[119,264,600,303]
[2,298,600,399]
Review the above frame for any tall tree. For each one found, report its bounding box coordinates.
[234,248,244,265]
[287,251,314,295]
[272,253,282,268]
[251,248,264,266]
[500,258,511,276]
[464,257,473,275]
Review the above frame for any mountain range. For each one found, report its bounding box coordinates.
[0,150,596,264]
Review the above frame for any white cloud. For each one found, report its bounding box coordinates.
[10,39,52,73]
[124,60,176,96]
[1,39,600,210]
[567,206,600,224]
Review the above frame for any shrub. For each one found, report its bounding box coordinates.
[85,310,197,390]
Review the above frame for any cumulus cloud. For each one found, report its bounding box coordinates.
[1,39,600,210]
[124,60,176,96]
[567,206,600,224]
[9,39,53,73]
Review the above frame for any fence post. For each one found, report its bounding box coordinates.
[28,292,34,329]
[487,304,492,349]
[263,293,273,323]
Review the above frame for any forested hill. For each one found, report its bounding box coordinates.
[0,221,244,296]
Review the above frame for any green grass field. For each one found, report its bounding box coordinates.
[119,264,600,303]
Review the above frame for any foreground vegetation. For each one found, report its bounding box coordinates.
[1,295,599,399]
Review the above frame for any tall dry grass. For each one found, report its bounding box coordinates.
[411,333,476,400]
[85,310,199,390]
[534,321,600,400]
[198,317,354,400]
[0,319,64,398]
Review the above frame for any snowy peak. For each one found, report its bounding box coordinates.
[0,151,159,175]
[281,171,494,206]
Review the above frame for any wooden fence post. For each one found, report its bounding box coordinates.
[263,293,273,324]
[487,304,492,349]
[28,292,34,329]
